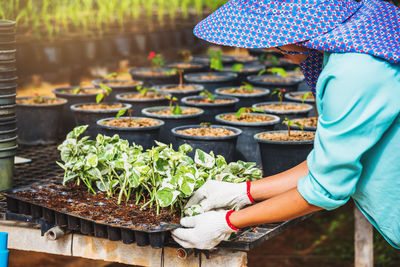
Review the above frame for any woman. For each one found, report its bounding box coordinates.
[172,0,400,250]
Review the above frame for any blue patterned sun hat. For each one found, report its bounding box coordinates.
[194,0,400,93]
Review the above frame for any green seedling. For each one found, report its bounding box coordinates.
[240,82,254,92]
[199,90,215,102]
[257,67,287,77]
[148,51,165,68]
[33,92,45,104]
[115,108,133,121]
[200,122,211,134]
[96,84,112,104]
[166,96,182,115]
[271,88,287,105]
[231,63,244,72]
[235,107,265,119]
[207,48,224,72]
[266,55,279,65]
[104,72,118,79]
[283,117,303,137]
[301,91,314,103]
[179,49,192,63]
[72,87,85,95]
[136,85,157,96]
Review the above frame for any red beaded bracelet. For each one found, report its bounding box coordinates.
[246,181,255,203]
[226,210,241,231]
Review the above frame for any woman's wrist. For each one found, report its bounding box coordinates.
[228,209,247,229]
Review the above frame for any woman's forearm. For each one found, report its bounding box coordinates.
[250,160,309,201]
[230,188,322,228]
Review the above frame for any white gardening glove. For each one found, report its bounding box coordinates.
[172,210,239,249]
[185,180,254,212]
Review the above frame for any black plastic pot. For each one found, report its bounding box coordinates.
[284,91,317,117]
[0,68,16,79]
[166,62,208,74]
[0,50,16,61]
[142,106,204,145]
[0,93,16,105]
[172,125,242,163]
[0,41,16,51]
[0,20,16,32]
[0,128,17,140]
[0,32,16,43]
[0,118,16,131]
[215,87,270,109]
[153,84,204,102]
[0,76,17,87]
[0,104,16,117]
[70,103,132,138]
[97,117,164,149]
[181,95,239,123]
[52,87,101,135]
[263,58,297,70]
[16,97,67,145]
[232,55,259,64]
[192,55,235,66]
[215,113,280,166]
[0,145,17,190]
[0,59,16,71]
[116,92,170,117]
[184,72,238,92]
[0,85,16,95]
[248,48,281,58]
[255,131,314,176]
[0,136,17,149]
[91,79,143,101]
[247,73,304,92]
[129,67,179,86]
[253,102,313,129]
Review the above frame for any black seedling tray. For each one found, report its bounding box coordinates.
[2,145,312,251]
[2,183,179,249]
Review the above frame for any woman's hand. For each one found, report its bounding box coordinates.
[185,180,253,212]
[172,210,235,249]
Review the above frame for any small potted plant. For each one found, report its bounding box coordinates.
[220,63,266,80]
[184,49,238,92]
[261,54,297,70]
[285,117,318,131]
[97,109,164,149]
[192,48,235,65]
[92,72,143,100]
[215,107,280,166]
[116,85,170,116]
[16,93,67,144]
[215,82,270,109]
[255,118,315,176]
[181,90,238,123]
[232,53,259,64]
[247,68,304,92]
[172,122,242,163]
[253,88,313,128]
[129,52,179,86]
[166,50,208,74]
[141,96,204,145]
[70,84,131,138]
[52,86,101,135]
[153,69,204,101]
[285,91,317,117]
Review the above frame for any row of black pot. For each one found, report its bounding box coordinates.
[0,20,17,190]
[95,115,314,176]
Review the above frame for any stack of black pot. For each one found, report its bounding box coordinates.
[0,20,17,190]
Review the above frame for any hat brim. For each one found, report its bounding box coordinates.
[194,0,362,49]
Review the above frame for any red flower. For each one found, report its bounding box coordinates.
[281,89,286,92]
[148,52,156,60]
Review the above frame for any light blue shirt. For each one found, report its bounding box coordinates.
[298,52,400,249]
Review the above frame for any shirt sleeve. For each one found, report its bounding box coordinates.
[298,53,400,210]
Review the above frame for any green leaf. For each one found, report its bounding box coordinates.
[86,154,98,167]
[96,180,108,192]
[179,144,193,154]
[235,107,247,119]
[96,93,104,104]
[210,57,224,71]
[116,109,127,118]
[257,69,267,77]
[194,149,215,169]
[172,105,182,115]
[231,63,244,72]
[156,188,179,207]
[267,67,287,77]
